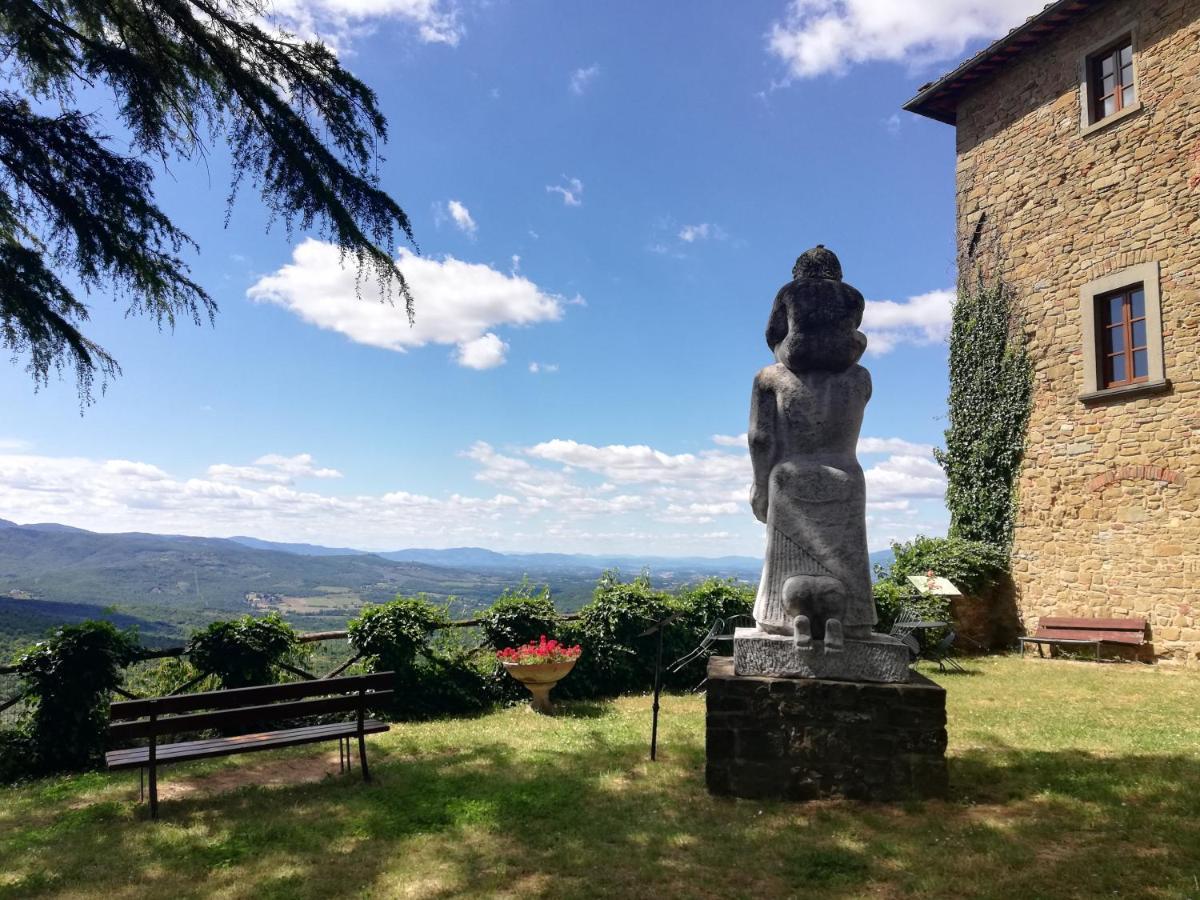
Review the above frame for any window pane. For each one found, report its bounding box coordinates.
[1104,324,1125,354]
[1103,95,1116,117]
[1105,295,1124,323]
[1122,84,1136,106]
[1133,349,1149,379]
[1103,73,1116,94]
[1130,289,1145,318]
[1131,319,1147,348]
[1102,55,1115,76]
[1119,45,1133,66]
[1109,354,1127,384]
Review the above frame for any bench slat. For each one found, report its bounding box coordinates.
[109,691,392,741]
[1034,627,1144,645]
[105,720,389,771]
[1038,617,1145,631]
[110,672,394,720]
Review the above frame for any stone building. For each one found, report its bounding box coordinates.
[905,0,1200,665]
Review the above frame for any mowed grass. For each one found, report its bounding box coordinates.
[2,656,1199,899]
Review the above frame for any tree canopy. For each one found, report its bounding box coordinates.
[0,0,415,403]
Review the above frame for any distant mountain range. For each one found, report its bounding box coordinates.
[0,519,894,652]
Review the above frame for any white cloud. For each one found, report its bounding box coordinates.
[569,64,601,95]
[209,454,342,485]
[857,437,934,456]
[456,333,508,369]
[678,223,726,243]
[248,239,566,369]
[862,288,954,354]
[0,438,31,451]
[0,437,945,556]
[445,199,477,236]
[883,112,902,135]
[269,0,463,49]
[768,0,1047,79]
[546,176,583,207]
[863,454,946,500]
[529,362,559,374]
[712,433,748,448]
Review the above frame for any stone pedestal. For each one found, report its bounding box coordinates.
[705,656,948,802]
[733,627,910,683]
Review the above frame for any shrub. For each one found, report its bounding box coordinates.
[12,620,140,775]
[348,595,493,719]
[560,573,674,698]
[186,613,302,689]
[478,581,558,650]
[878,535,1008,595]
[348,595,448,672]
[666,579,755,687]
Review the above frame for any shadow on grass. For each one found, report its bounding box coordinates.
[3,722,1200,898]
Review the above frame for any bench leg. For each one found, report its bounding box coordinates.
[358,731,370,783]
[148,762,158,820]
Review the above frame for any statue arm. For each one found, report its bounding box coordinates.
[765,294,788,351]
[748,372,776,523]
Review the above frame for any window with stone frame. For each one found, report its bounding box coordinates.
[1087,37,1135,123]
[1096,284,1148,388]
[1078,262,1166,401]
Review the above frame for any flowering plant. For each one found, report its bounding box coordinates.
[496,635,582,665]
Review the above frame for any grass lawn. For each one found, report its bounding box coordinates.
[2,655,1199,899]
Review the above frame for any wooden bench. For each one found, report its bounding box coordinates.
[106,672,393,818]
[1018,617,1147,662]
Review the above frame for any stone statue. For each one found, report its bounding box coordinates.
[735,246,908,682]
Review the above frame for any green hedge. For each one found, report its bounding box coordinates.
[872,534,1009,634]
[1,575,756,781]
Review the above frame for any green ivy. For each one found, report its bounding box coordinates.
[11,620,140,775]
[477,580,558,651]
[186,613,301,689]
[348,595,448,671]
[880,535,1009,596]
[934,274,1033,550]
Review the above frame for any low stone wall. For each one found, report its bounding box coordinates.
[705,657,948,802]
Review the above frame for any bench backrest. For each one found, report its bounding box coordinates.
[1035,617,1146,645]
[109,672,394,741]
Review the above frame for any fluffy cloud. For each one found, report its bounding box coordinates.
[712,433,748,448]
[862,288,954,354]
[546,177,583,207]
[529,362,559,374]
[445,199,477,236]
[456,333,508,369]
[0,433,946,554]
[678,223,726,243]
[268,0,462,50]
[864,453,946,500]
[569,64,601,95]
[248,239,566,369]
[768,0,1047,78]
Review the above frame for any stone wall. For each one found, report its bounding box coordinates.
[953,0,1200,666]
[705,657,948,802]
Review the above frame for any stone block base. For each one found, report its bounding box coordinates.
[705,656,948,802]
[733,627,910,683]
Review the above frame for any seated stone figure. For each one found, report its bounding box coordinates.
[749,245,875,652]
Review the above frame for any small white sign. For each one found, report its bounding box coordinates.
[906,575,963,597]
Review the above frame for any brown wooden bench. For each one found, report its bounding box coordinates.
[106,672,393,818]
[1018,617,1147,662]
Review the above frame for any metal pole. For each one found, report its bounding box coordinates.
[650,626,664,761]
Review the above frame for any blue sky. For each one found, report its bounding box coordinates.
[0,0,1044,555]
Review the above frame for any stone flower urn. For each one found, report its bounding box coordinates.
[497,636,582,714]
[502,659,577,714]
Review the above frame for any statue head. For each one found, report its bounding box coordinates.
[767,245,867,372]
[791,244,843,281]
